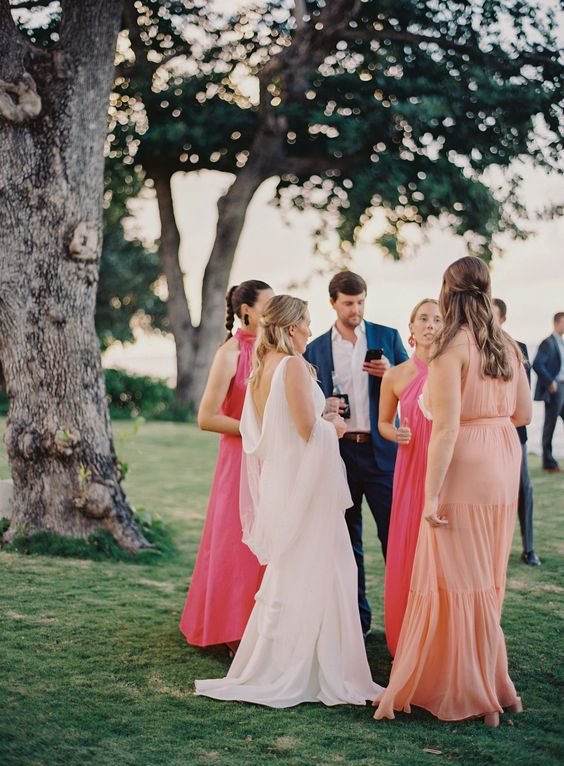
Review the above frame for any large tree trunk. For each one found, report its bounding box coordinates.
[0,0,149,550]
[150,134,278,409]
[153,173,195,405]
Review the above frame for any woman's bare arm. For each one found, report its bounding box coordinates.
[285,357,317,442]
[197,341,241,435]
[424,341,465,525]
[378,369,408,443]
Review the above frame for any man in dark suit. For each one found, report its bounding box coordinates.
[304,271,408,636]
[493,299,540,566]
[533,312,564,473]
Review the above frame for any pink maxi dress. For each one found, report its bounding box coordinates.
[375,329,524,721]
[179,328,264,646]
[384,355,431,657]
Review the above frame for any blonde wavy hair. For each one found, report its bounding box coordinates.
[249,295,314,387]
[432,256,520,379]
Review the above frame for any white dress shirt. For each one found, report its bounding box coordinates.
[553,332,564,382]
[331,322,371,433]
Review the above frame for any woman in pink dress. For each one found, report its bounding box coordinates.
[179,280,274,651]
[374,256,532,727]
[378,299,441,656]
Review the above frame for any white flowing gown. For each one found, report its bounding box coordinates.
[195,356,382,707]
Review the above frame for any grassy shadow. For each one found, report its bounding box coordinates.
[3,511,175,565]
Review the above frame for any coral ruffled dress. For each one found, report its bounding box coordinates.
[179,329,264,646]
[375,330,524,721]
[384,355,431,657]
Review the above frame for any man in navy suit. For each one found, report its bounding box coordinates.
[304,271,408,637]
[533,312,564,473]
[493,299,540,566]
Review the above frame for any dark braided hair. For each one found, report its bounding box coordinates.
[224,280,271,341]
[224,286,238,339]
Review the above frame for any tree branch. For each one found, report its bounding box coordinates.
[122,0,149,69]
[9,0,52,8]
[257,0,364,109]
[340,25,558,72]
[283,149,367,177]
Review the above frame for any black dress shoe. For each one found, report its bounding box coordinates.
[543,466,561,473]
[522,550,541,566]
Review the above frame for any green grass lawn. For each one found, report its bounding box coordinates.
[0,420,562,766]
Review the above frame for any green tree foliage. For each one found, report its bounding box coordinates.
[113,0,562,262]
[98,161,167,350]
[253,0,563,260]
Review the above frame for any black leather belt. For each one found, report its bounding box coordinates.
[342,432,371,444]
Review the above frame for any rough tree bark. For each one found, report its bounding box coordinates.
[153,173,196,405]
[150,136,276,406]
[187,130,283,405]
[0,0,149,550]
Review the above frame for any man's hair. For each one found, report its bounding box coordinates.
[493,298,507,321]
[554,312,564,323]
[328,271,367,300]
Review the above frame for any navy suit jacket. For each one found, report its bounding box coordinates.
[533,334,562,403]
[303,321,409,473]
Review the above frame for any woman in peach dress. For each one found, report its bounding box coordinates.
[179,280,273,651]
[378,299,441,656]
[374,256,532,727]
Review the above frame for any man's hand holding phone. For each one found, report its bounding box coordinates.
[325,396,349,417]
[362,347,389,377]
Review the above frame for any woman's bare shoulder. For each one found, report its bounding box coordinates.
[284,354,309,380]
[384,357,412,380]
[215,335,240,361]
[442,328,470,353]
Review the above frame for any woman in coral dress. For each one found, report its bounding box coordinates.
[378,299,441,656]
[374,256,532,727]
[195,295,381,707]
[179,280,273,651]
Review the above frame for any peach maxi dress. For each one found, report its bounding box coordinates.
[375,329,523,721]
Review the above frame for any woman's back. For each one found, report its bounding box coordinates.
[250,352,288,426]
[460,328,519,422]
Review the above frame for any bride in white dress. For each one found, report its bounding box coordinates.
[195,295,381,708]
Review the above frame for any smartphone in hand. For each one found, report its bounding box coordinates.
[365,348,384,363]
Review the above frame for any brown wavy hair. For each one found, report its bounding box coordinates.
[432,256,519,380]
[249,295,315,387]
